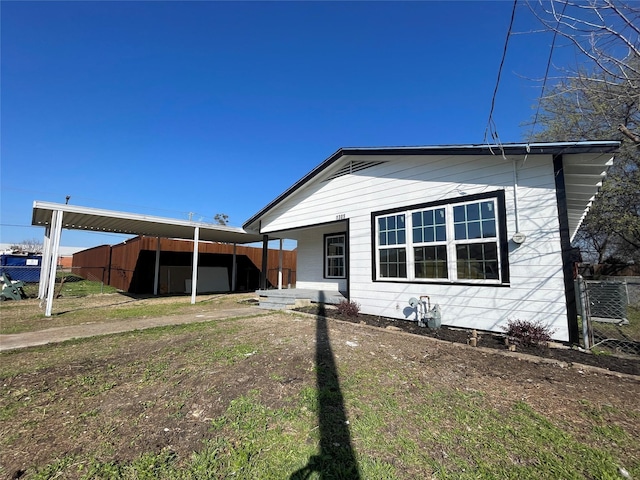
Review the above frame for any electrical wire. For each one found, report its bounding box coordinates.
[528,0,569,141]
[484,0,519,149]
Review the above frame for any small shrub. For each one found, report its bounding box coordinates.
[503,318,555,347]
[336,300,360,317]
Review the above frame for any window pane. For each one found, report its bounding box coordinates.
[455,223,467,240]
[467,221,481,239]
[485,242,498,258]
[398,230,406,244]
[482,220,496,238]
[379,232,387,246]
[456,242,499,280]
[481,201,494,218]
[467,203,480,221]
[453,205,465,222]
[327,242,343,256]
[389,231,396,245]
[326,235,346,278]
[388,216,396,229]
[414,246,448,279]
[413,208,446,245]
[380,264,388,277]
[379,248,406,278]
[424,210,434,226]
[425,228,434,243]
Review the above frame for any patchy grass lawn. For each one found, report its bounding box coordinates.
[1,304,639,479]
[0,289,255,335]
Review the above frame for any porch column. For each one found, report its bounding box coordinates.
[44,209,63,317]
[153,236,161,296]
[38,225,52,299]
[278,238,283,290]
[260,234,268,290]
[191,227,200,304]
[231,243,237,292]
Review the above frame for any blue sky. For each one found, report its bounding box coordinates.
[2,1,567,248]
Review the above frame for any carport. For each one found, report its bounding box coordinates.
[31,201,277,316]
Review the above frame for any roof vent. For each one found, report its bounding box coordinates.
[325,160,385,181]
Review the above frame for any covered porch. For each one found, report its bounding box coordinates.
[256,288,346,310]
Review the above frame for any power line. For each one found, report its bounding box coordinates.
[528,0,569,141]
[484,0,519,147]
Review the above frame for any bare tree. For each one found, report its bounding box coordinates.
[10,238,44,254]
[527,1,640,263]
[528,1,639,84]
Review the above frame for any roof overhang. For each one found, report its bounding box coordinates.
[243,141,620,241]
[32,201,264,244]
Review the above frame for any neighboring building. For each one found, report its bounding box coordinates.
[73,236,296,294]
[244,142,619,342]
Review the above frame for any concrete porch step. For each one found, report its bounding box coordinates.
[256,288,345,310]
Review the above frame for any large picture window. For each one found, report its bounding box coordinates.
[373,192,508,285]
[325,233,346,278]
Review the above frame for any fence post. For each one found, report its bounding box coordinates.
[575,276,590,349]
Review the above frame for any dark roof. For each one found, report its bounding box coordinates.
[243,141,620,230]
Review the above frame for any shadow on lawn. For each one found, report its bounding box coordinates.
[290,294,361,479]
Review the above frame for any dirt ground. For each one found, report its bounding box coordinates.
[1,303,639,478]
[297,305,640,377]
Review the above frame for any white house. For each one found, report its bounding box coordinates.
[243,142,619,343]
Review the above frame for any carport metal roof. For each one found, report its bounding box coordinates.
[31,201,264,244]
[31,201,269,317]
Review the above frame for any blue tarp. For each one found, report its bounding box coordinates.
[0,255,42,282]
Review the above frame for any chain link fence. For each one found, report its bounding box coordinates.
[0,265,42,283]
[576,276,640,356]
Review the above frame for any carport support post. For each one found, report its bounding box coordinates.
[278,238,283,290]
[260,235,268,290]
[153,236,161,296]
[38,225,52,299]
[191,227,200,304]
[45,209,63,317]
[231,243,237,292]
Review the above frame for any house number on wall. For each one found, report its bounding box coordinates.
[336,214,346,220]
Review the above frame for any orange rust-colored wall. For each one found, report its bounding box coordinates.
[72,236,296,293]
[72,244,111,283]
[58,256,73,269]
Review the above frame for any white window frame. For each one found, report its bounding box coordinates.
[325,233,346,279]
[373,193,506,285]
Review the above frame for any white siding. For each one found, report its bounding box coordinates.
[261,153,571,341]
